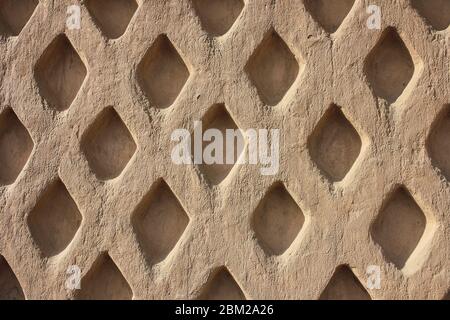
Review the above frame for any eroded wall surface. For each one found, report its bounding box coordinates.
[0,0,449,300]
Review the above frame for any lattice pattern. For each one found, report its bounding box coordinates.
[0,0,448,300]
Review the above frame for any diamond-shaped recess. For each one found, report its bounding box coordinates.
[86,0,138,39]
[308,104,362,182]
[252,183,305,256]
[427,104,450,181]
[0,256,25,300]
[198,267,246,300]
[192,0,244,36]
[132,179,189,264]
[137,34,190,109]
[34,34,87,112]
[0,108,33,186]
[194,104,245,185]
[411,0,450,31]
[245,29,301,106]
[364,27,420,105]
[304,0,355,34]
[81,107,137,181]
[320,266,371,300]
[27,179,82,257]
[0,0,38,37]
[371,187,428,271]
[76,253,132,300]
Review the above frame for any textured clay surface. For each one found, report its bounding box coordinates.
[0,0,449,300]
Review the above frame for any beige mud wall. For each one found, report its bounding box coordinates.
[0,0,449,300]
